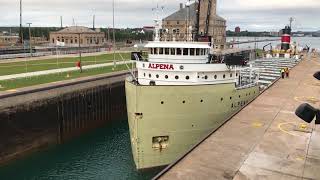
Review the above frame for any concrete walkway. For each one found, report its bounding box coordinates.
[157,55,320,180]
[0,61,132,81]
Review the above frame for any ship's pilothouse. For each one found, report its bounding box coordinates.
[131,41,259,87]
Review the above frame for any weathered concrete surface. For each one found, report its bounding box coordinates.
[0,71,130,167]
[158,55,320,180]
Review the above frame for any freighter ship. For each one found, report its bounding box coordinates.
[125,20,260,169]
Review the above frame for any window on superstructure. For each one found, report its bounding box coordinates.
[159,48,164,55]
[170,48,176,55]
[154,48,158,55]
[196,48,200,55]
[183,48,188,56]
[165,48,169,55]
[200,49,204,55]
[190,48,195,56]
[177,48,182,55]
[149,74,152,78]
[150,48,153,54]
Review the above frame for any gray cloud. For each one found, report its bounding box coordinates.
[0,0,319,31]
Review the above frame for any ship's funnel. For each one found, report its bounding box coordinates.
[281,26,291,51]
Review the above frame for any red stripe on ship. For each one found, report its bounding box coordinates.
[281,35,291,43]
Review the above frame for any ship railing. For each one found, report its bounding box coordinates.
[118,53,137,82]
[236,66,261,89]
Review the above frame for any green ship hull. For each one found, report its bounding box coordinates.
[125,81,259,169]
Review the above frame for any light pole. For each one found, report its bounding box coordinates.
[27,23,32,57]
[78,33,83,73]
[112,0,116,68]
[19,0,23,44]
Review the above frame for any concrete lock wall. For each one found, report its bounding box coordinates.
[0,75,127,166]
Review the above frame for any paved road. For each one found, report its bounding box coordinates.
[0,61,132,81]
[158,55,320,180]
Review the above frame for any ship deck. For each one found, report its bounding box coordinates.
[155,54,320,180]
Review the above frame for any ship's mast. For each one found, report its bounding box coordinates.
[289,17,294,29]
[152,3,164,42]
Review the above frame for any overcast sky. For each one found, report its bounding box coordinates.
[0,0,319,31]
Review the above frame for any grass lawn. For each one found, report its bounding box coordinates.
[0,53,131,76]
[0,64,134,91]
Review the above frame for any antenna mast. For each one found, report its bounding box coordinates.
[289,17,294,29]
[152,3,164,42]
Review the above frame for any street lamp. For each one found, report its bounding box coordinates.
[295,103,320,124]
[313,71,320,80]
[26,22,32,57]
[295,71,320,125]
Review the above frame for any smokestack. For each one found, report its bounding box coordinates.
[60,16,63,29]
[180,3,183,9]
[93,15,95,30]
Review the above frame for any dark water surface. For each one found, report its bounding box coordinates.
[0,120,163,180]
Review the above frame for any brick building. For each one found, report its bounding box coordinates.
[49,26,106,47]
[0,36,19,46]
[162,0,227,49]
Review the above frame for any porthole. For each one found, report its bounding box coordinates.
[200,99,203,103]
[231,103,234,108]
[230,73,233,77]
[221,98,223,101]
[230,97,232,100]
[205,75,208,80]
[143,63,145,68]
[198,76,200,78]
[182,100,186,104]
[156,74,159,78]
[186,76,190,80]
[161,101,164,104]
[165,75,168,79]
[214,75,217,79]
[143,73,146,77]
[223,74,226,79]
[239,95,241,98]
[175,76,179,80]
[180,66,184,70]
[149,74,152,78]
